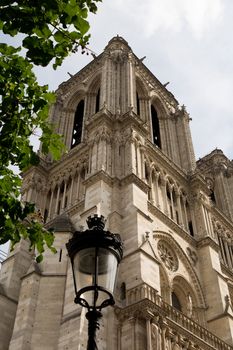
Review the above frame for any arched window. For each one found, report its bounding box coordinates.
[210,189,216,203]
[186,202,194,237]
[172,292,182,311]
[71,99,84,148]
[95,88,100,113]
[151,105,161,148]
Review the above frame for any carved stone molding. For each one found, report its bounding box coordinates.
[197,236,219,252]
[121,173,150,194]
[85,108,114,129]
[84,170,118,188]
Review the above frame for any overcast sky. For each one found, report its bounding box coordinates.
[33,0,233,161]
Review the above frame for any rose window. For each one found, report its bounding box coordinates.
[157,240,178,272]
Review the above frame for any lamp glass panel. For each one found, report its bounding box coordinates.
[73,247,118,307]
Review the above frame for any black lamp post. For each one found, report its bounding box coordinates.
[66,214,123,350]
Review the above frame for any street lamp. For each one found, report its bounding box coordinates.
[66,214,123,350]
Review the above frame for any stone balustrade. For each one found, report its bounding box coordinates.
[123,283,233,350]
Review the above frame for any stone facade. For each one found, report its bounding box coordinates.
[1,36,233,350]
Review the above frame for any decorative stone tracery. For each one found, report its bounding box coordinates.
[158,240,178,272]
[154,232,206,310]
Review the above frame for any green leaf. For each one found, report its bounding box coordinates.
[73,16,90,35]
[54,30,66,43]
[36,254,43,263]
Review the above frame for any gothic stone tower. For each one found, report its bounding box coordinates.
[1,36,233,350]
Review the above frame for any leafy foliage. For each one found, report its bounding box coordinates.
[0,0,101,68]
[0,0,101,261]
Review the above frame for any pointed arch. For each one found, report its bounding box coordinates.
[172,275,199,320]
[88,73,102,115]
[172,291,182,311]
[151,105,161,148]
[136,77,148,99]
[88,72,101,92]
[95,88,100,113]
[150,95,168,119]
[135,77,149,120]
[150,96,168,150]
[71,99,84,148]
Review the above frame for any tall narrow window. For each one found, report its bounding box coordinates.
[172,292,182,311]
[95,88,100,113]
[186,202,194,236]
[145,163,149,181]
[71,99,84,148]
[210,189,216,203]
[136,92,140,115]
[151,105,161,148]
[44,209,48,223]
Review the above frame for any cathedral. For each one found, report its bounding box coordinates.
[1,36,233,349]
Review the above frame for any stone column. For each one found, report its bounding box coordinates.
[76,172,81,201]
[117,321,122,350]
[161,177,168,215]
[88,141,93,174]
[101,137,107,171]
[182,196,189,231]
[129,317,136,350]
[170,186,175,220]
[54,184,60,216]
[48,187,54,220]
[224,239,232,269]
[68,173,75,207]
[228,239,233,267]
[150,173,155,204]
[136,144,141,177]
[61,180,67,211]
[176,190,183,227]
[145,311,153,350]
[131,140,137,174]
[218,235,227,265]
[146,319,152,350]
[140,148,145,180]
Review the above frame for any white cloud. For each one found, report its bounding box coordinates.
[113,0,224,38]
[182,0,224,38]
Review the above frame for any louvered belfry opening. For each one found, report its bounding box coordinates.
[151,105,161,148]
[71,99,84,148]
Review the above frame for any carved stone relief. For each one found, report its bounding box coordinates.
[186,247,198,266]
[151,322,162,350]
